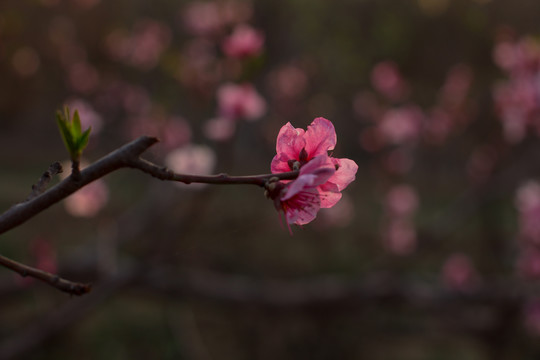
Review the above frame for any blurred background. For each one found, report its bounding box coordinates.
[2,0,540,358]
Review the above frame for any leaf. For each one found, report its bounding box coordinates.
[56,112,75,152]
[72,109,82,137]
[55,107,92,161]
[77,127,92,152]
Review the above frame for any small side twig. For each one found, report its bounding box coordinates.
[0,253,91,296]
[26,162,63,201]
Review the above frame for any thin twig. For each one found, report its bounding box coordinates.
[127,157,299,186]
[0,254,90,296]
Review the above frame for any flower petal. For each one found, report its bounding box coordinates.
[298,155,336,186]
[282,174,318,201]
[284,188,320,225]
[328,158,358,191]
[271,153,294,173]
[318,181,342,208]
[303,117,337,158]
[275,122,306,157]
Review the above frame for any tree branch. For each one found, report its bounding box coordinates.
[0,254,91,296]
[0,135,298,237]
[0,136,159,236]
[0,136,300,296]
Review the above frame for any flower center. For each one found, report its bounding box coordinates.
[287,147,310,171]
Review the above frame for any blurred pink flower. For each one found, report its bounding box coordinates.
[515,181,540,244]
[12,47,41,77]
[267,65,308,100]
[438,64,473,109]
[122,84,152,115]
[106,20,171,70]
[378,106,424,145]
[127,115,192,152]
[523,299,540,337]
[182,1,223,36]
[31,237,58,275]
[385,184,419,217]
[217,82,266,120]
[222,24,264,59]
[204,117,236,141]
[466,145,498,184]
[493,36,540,143]
[178,39,220,92]
[424,107,453,145]
[165,144,217,190]
[381,183,419,255]
[220,1,253,25]
[271,117,358,208]
[370,61,408,101]
[517,246,540,279]
[67,61,100,94]
[64,98,104,135]
[383,218,416,256]
[181,1,253,36]
[442,253,480,290]
[161,117,193,150]
[381,149,414,175]
[64,179,109,217]
[16,237,58,286]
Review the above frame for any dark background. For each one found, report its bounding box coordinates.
[1,0,540,359]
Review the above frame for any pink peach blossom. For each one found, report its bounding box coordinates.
[217,83,266,120]
[275,155,336,228]
[271,117,358,208]
[222,24,264,59]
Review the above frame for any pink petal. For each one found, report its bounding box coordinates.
[318,182,342,208]
[299,155,336,186]
[327,158,358,191]
[275,122,306,157]
[303,117,337,158]
[282,174,318,201]
[284,189,320,225]
[271,153,293,173]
